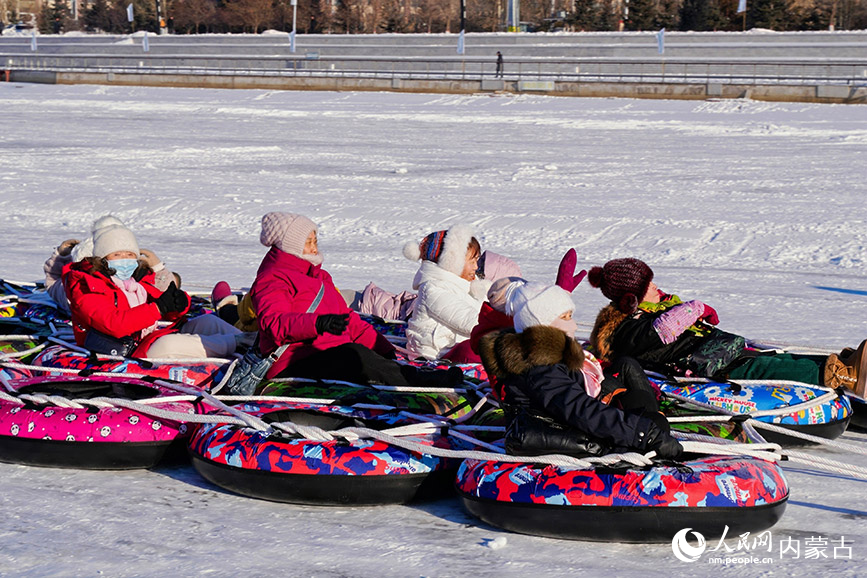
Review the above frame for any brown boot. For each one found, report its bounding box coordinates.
[823,354,856,389]
[830,340,867,397]
[849,340,867,397]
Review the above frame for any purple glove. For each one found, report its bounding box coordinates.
[556,249,587,293]
[702,304,720,325]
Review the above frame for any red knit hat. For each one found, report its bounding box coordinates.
[587,258,654,314]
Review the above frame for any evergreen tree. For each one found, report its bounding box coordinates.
[51,0,71,32]
[570,0,599,29]
[625,0,658,29]
[748,0,791,29]
[680,0,723,28]
[85,0,112,31]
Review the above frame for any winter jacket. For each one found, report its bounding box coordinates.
[479,326,659,451]
[591,301,728,372]
[469,302,513,355]
[43,246,75,313]
[62,259,189,357]
[44,247,73,289]
[359,282,417,321]
[406,260,485,360]
[234,292,259,333]
[251,247,394,379]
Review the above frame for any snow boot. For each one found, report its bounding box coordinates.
[211,281,235,309]
[400,365,464,388]
[841,340,867,397]
[825,340,867,397]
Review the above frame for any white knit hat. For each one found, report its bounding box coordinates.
[91,214,124,233]
[92,225,140,259]
[259,212,318,257]
[71,215,128,262]
[402,223,475,276]
[508,282,575,333]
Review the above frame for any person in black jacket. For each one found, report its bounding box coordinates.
[588,257,867,395]
[479,282,682,459]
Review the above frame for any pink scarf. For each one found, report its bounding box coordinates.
[580,350,604,399]
[112,277,158,337]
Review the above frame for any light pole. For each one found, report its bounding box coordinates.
[290,0,297,53]
[457,0,465,54]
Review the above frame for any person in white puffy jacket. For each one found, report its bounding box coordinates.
[403,223,490,362]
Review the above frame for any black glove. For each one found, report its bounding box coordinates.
[154,282,189,315]
[639,420,684,460]
[315,313,349,336]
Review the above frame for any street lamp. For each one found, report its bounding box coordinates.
[290,0,297,53]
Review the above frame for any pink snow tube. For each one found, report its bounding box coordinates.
[0,375,212,469]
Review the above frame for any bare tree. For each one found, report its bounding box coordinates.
[221,0,274,32]
[173,0,217,32]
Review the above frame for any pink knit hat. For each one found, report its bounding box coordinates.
[479,251,522,282]
[259,212,318,257]
[487,276,525,313]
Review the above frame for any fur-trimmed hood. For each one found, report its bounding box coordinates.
[479,325,585,379]
[589,303,629,362]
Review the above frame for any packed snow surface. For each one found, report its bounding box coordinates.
[2,83,867,576]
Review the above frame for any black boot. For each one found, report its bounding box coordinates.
[400,365,464,388]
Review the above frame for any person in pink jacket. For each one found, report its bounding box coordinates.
[251,212,462,387]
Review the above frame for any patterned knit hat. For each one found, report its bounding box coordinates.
[587,258,654,314]
[403,223,476,276]
[419,230,447,262]
[259,212,318,257]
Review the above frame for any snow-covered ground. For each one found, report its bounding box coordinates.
[2,83,867,576]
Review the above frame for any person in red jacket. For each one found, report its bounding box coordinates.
[251,212,462,386]
[63,225,250,359]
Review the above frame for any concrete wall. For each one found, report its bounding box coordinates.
[7,69,862,104]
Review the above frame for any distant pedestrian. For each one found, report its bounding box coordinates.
[495,51,504,78]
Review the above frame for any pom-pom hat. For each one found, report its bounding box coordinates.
[92,225,140,259]
[403,223,475,276]
[587,258,654,314]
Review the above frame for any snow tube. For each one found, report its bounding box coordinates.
[846,394,867,430]
[0,375,207,469]
[190,400,472,505]
[457,455,789,542]
[30,344,227,389]
[259,378,481,420]
[0,339,40,380]
[656,379,851,443]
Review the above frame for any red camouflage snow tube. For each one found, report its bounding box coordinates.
[456,455,789,542]
[30,344,227,388]
[189,400,473,505]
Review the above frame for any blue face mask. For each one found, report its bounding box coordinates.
[108,258,138,281]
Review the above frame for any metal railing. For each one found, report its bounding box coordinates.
[3,52,867,86]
